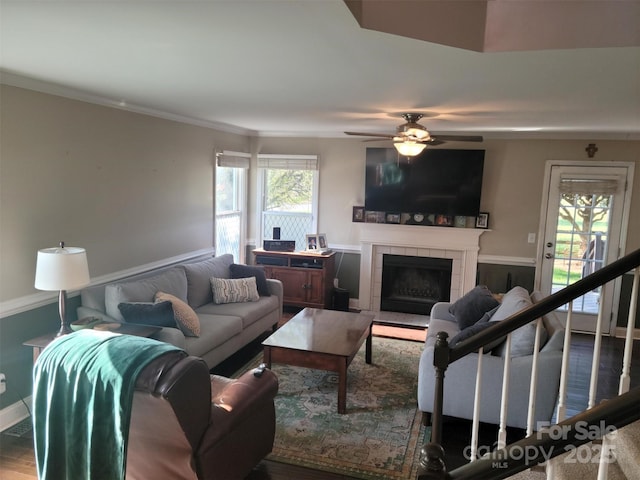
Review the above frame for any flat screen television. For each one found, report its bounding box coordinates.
[364,147,485,216]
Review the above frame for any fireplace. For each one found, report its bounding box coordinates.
[358,224,487,313]
[381,255,452,315]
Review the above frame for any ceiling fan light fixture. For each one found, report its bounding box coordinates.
[405,126,430,140]
[394,140,426,157]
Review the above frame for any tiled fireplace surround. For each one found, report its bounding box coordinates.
[358,224,486,313]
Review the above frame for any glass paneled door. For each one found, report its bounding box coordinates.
[537,163,633,334]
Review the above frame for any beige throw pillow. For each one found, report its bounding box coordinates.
[155,291,201,337]
[211,276,260,304]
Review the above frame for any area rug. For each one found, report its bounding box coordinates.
[239,337,427,479]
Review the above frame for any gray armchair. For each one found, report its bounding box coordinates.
[417,291,565,430]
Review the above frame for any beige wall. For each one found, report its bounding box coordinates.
[254,137,640,259]
[2,85,639,304]
[0,85,248,302]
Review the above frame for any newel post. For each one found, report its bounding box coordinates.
[416,443,448,479]
[431,331,450,445]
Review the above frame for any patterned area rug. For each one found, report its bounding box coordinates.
[242,337,427,479]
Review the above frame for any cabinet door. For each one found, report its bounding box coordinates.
[305,270,326,306]
[271,268,308,305]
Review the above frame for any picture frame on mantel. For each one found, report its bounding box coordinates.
[476,212,489,229]
[352,206,365,222]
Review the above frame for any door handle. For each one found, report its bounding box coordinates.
[545,253,554,259]
[546,242,553,248]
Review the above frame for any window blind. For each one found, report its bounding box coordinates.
[216,150,250,169]
[257,154,318,170]
[559,175,620,195]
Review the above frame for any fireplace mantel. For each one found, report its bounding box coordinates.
[358,224,487,312]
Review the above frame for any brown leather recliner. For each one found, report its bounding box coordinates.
[126,350,279,480]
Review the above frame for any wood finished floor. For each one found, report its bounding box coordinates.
[1,327,638,480]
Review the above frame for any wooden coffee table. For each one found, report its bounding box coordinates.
[262,307,374,414]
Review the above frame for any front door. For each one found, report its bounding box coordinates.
[537,162,633,334]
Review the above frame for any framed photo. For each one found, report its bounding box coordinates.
[385,213,401,224]
[305,234,319,250]
[365,211,385,223]
[436,215,453,226]
[352,206,365,222]
[476,212,489,229]
[454,216,467,228]
[317,233,328,251]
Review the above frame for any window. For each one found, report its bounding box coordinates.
[215,151,249,263]
[257,154,319,251]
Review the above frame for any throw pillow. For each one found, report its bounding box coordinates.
[449,305,506,351]
[229,263,271,296]
[211,276,260,304]
[448,285,500,330]
[154,291,201,337]
[489,286,547,357]
[181,254,234,309]
[117,301,177,328]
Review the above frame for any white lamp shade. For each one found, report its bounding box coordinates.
[35,246,90,291]
[394,141,427,157]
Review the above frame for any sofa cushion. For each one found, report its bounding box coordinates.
[105,267,188,322]
[211,277,260,304]
[117,301,177,328]
[449,285,500,330]
[230,263,271,296]
[181,254,234,309]
[196,295,280,329]
[155,291,201,337]
[183,314,243,355]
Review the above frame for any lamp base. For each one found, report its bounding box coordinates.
[56,323,73,337]
[56,289,72,336]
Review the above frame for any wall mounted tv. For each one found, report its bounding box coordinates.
[364,147,485,216]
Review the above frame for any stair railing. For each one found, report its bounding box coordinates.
[417,247,640,479]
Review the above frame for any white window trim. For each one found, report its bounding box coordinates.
[215,150,250,263]
[256,154,319,249]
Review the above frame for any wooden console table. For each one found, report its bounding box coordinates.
[253,249,335,309]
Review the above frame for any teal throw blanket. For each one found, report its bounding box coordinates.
[33,330,181,480]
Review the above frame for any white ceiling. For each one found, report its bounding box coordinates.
[1,0,639,140]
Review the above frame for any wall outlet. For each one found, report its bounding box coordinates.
[0,373,6,395]
[528,233,536,244]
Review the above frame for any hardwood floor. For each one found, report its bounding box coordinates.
[1,329,638,480]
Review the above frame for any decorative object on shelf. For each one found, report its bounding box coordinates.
[317,233,329,252]
[454,216,467,228]
[34,241,91,336]
[365,211,385,223]
[436,215,453,226]
[352,206,365,222]
[385,213,401,224]
[476,212,490,229]
[70,316,102,331]
[305,234,319,251]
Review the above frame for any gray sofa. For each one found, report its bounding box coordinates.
[77,254,283,369]
[417,287,565,430]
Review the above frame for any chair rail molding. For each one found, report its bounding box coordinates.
[0,247,215,319]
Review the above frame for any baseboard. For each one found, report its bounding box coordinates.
[0,395,32,433]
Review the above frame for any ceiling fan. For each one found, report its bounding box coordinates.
[344,113,483,157]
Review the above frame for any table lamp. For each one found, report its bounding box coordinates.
[35,242,90,336]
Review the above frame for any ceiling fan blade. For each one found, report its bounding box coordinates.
[430,134,484,142]
[424,139,446,146]
[344,131,395,139]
